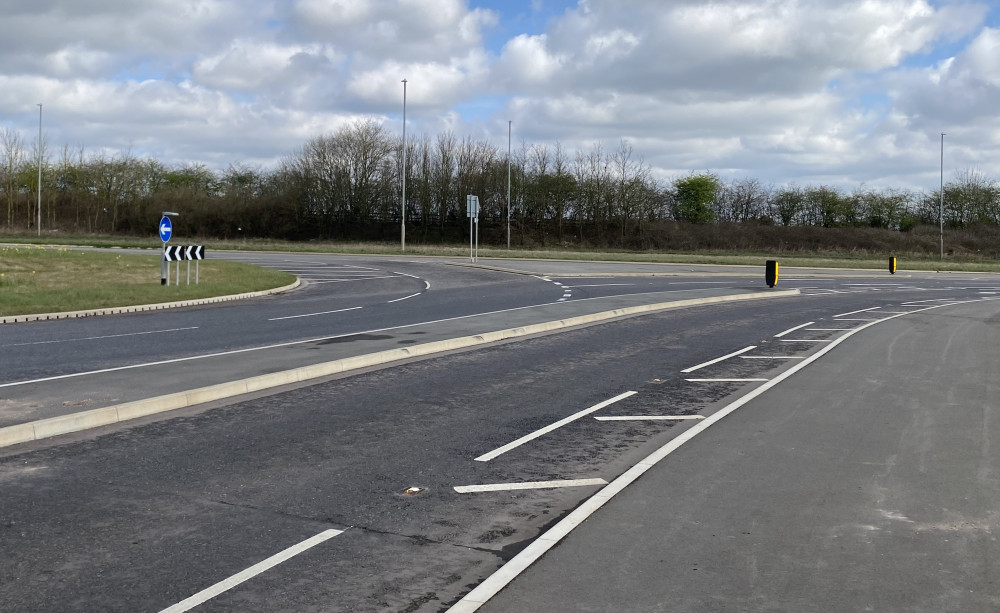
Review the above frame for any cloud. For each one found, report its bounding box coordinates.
[0,0,996,191]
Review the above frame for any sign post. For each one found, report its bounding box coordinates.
[159,215,173,285]
[466,195,480,263]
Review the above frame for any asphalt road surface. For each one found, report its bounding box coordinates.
[2,254,1000,612]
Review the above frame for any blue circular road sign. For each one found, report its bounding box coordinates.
[159,216,173,242]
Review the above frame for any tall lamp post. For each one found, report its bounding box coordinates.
[939,132,945,260]
[36,103,42,237]
[507,120,512,249]
[401,78,407,253]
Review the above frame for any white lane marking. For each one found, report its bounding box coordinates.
[668,281,732,285]
[685,378,769,382]
[680,346,757,373]
[387,293,422,303]
[564,284,636,288]
[833,307,881,317]
[782,278,836,281]
[474,391,637,462]
[773,322,815,338]
[392,271,421,280]
[268,306,363,321]
[4,327,199,347]
[779,339,833,342]
[594,415,706,421]
[834,318,887,322]
[805,328,852,331]
[446,298,979,613]
[845,283,904,286]
[158,529,344,613]
[454,479,607,494]
[739,356,805,360]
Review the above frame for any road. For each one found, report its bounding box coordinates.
[2,254,1000,611]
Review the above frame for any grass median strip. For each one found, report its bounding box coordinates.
[0,245,295,317]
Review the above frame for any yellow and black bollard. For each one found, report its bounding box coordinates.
[765,260,779,288]
[889,257,897,275]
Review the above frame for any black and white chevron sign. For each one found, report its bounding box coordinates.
[163,245,205,261]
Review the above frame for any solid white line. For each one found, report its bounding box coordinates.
[805,328,852,331]
[474,391,637,462]
[833,307,880,317]
[268,306,363,321]
[446,299,978,613]
[594,415,706,421]
[779,339,832,343]
[739,356,804,360]
[685,378,769,382]
[454,479,607,493]
[4,327,199,347]
[774,322,815,338]
[158,529,344,613]
[387,293,422,303]
[392,271,421,280]
[835,318,887,322]
[680,346,757,373]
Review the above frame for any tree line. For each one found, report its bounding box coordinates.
[2,119,998,248]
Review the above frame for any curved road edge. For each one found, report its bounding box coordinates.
[0,289,797,449]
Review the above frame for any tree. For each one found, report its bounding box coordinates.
[674,174,718,224]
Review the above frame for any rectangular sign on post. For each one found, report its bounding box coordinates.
[162,246,206,285]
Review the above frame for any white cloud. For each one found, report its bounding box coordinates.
[0,0,996,191]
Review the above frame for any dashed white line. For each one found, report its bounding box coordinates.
[779,339,833,343]
[774,322,815,338]
[268,306,363,321]
[474,391,637,462]
[680,346,757,373]
[454,479,607,494]
[158,529,344,613]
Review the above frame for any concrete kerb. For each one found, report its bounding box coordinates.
[0,289,798,449]
[0,279,302,325]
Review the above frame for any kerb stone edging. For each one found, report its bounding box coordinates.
[0,289,798,448]
[0,279,302,324]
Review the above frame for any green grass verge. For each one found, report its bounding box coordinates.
[0,245,296,317]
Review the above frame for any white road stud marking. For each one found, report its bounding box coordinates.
[594,415,706,421]
[474,391,637,462]
[445,299,982,613]
[774,322,815,338]
[268,306,363,321]
[680,346,757,373]
[158,529,344,613]
[833,307,881,317]
[454,479,607,494]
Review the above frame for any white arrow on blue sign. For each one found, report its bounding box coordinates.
[159,216,173,242]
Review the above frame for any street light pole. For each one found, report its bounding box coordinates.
[401,78,407,253]
[37,103,42,237]
[507,120,511,250]
[940,132,945,260]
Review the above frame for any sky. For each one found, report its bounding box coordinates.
[1,0,998,192]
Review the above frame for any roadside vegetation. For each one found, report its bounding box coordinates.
[0,245,295,316]
[2,117,1000,268]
